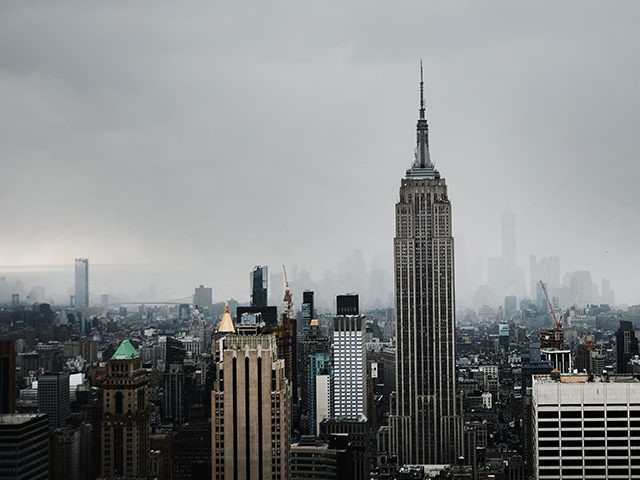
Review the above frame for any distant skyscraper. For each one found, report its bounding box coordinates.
[389,67,462,465]
[0,414,49,480]
[74,258,89,308]
[101,340,150,479]
[0,340,16,414]
[250,265,268,307]
[37,371,70,428]
[211,334,291,479]
[332,295,366,420]
[193,284,213,312]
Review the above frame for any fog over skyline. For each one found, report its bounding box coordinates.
[2,1,639,305]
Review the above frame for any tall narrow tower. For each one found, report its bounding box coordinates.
[74,258,89,308]
[389,65,462,465]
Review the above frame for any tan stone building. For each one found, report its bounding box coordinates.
[212,333,291,480]
[101,340,150,478]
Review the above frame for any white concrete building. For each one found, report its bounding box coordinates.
[331,315,366,420]
[533,373,640,479]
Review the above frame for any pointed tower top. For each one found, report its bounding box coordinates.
[111,340,139,360]
[406,61,440,179]
[217,302,235,333]
[419,59,425,120]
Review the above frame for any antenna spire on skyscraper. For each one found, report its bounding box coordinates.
[419,59,425,119]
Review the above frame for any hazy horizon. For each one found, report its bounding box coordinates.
[2,1,639,305]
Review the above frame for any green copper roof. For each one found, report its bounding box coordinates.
[111,340,139,360]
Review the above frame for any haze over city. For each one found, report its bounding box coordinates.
[2,1,639,304]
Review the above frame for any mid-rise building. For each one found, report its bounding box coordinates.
[101,340,150,479]
[533,373,640,479]
[37,371,70,427]
[389,66,463,465]
[0,413,49,480]
[74,258,89,308]
[211,333,291,479]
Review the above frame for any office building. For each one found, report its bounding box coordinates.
[250,265,268,307]
[616,320,638,374]
[37,371,70,428]
[533,373,640,478]
[389,67,463,465]
[299,318,330,435]
[332,305,366,420]
[194,284,213,312]
[0,340,16,413]
[211,334,291,479]
[0,414,49,480]
[74,258,89,308]
[299,290,315,343]
[101,340,150,479]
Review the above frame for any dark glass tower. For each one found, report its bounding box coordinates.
[389,65,462,465]
[250,265,268,307]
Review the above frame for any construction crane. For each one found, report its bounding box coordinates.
[539,280,563,348]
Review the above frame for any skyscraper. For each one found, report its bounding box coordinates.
[101,340,150,478]
[389,66,463,465]
[250,265,268,307]
[74,258,89,308]
[37,371,70,428]
[211,334,291,479]
[331,296,366,420]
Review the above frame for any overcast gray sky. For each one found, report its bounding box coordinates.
[1,1,639,304]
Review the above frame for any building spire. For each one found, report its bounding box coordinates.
[419,58,425,120]
[406,60,439,178]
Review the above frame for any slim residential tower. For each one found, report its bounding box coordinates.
[389,65,462,465]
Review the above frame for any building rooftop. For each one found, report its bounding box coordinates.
[111,340,139,360]
[534,373,640,384]
[0,414,47,425]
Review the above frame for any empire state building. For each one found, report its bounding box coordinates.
[389,67,463,466]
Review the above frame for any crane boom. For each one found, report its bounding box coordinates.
[539,280,562,331]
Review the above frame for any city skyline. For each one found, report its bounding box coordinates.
[1,2,640,304]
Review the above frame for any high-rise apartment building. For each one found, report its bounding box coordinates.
[74,258,89,308]
[250,265,268,307]
[101,340,150,479]
[0,414,49,480]
[533,373,640,478]
[37,371,70,428]
[389,67,463,465]
[211,334,291,480]
[332,300,366,420]
[0,340,16,413]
